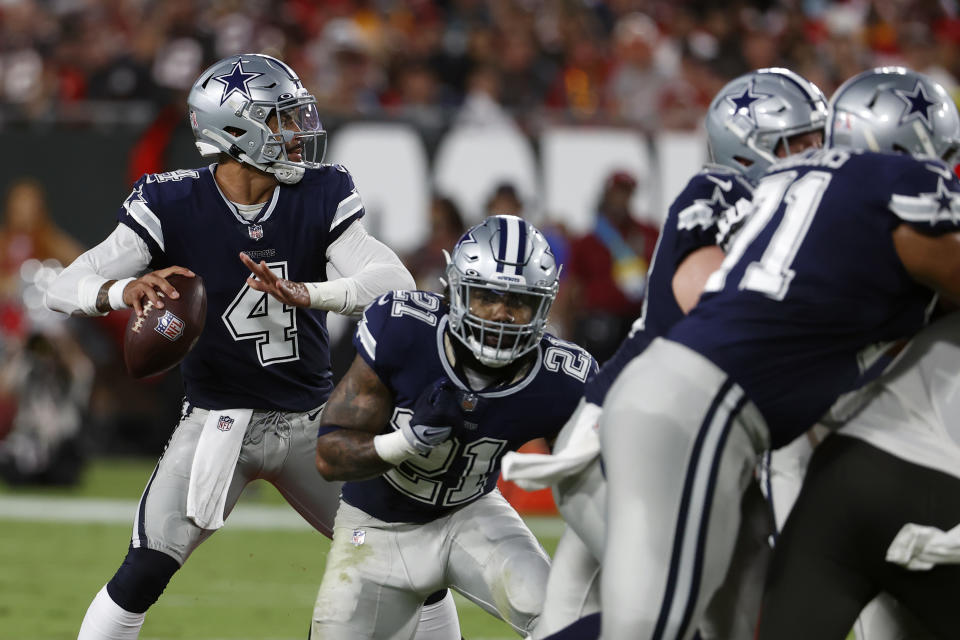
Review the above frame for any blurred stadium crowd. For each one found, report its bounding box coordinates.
[2,0,959,128]
[2,0,960,485]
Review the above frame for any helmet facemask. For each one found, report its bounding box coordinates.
[254,94,326,166]
[447,269,557,368]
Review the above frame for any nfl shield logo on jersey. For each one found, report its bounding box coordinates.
[248,224,264,240]
[351,529,365,546]
[460,393,479,412]
[217,415,235,432]
[154,311,185,341]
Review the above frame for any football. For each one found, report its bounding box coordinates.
[123,274,207,379]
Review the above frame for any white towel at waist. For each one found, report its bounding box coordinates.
[886,522,960,570]
[501,400,601,491]
[186,408,253,530]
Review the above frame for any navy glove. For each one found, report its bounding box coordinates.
[402,378,464,454]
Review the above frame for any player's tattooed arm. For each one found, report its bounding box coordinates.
[316,355,395,481]
[240,252,310,307]
[95,280,118,313]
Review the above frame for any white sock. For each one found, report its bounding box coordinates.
[412,590,461,640]
[77,585,146,640]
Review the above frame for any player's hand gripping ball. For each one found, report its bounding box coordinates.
[123,274,207,378]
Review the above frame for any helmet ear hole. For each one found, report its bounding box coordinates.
[224,126,245,138]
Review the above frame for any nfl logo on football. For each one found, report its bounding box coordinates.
[217,415,235,432]
[351,529,365,546]
[154,311,185,342]
[248,224,264,240]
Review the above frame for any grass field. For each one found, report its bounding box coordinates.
[0,458,563,640]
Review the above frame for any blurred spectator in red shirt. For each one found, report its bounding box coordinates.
[561,170,659,362]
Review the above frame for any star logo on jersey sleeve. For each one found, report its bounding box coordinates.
[890,177,960,226]
[678,186,730,231]
[928,178,960,225]
[123,184,147,211]
[212,59,263,106]
[725,84,773,123]
[894,81,937,128]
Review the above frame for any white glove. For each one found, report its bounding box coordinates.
[501,398,602,490]
[887,522,960,570]
[402,422,452,455]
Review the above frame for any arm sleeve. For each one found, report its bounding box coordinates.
[308,221,416,316]
[44,224,152,316]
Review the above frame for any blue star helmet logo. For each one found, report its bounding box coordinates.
[724,83,773,124]
[895,81,937,128]
[212,59,264,106]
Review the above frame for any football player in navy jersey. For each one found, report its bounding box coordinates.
[500,68,828,639]
[310,215,597,639]
[43,54,441,640]
[596,67,960,640]
[754,70,960,640]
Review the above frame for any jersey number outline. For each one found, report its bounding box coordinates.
[222,260,299,366]
[543,335,593,382]
[388,290,441,325]
[385,407,508,507]
[704,170,832,300]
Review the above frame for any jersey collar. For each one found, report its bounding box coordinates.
[209,163,281,225]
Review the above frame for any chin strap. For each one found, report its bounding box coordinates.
[236,151,305,184]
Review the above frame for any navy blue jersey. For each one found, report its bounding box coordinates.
[118,164,365,411]
[340,291,597,523]
[584,166,753,404]
[669,149,960,447]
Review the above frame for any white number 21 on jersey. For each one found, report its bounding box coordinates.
[222,260,299,366]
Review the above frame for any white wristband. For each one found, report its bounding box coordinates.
[108,277,136,310]
[373,430,418,465]
[305,280,351,313]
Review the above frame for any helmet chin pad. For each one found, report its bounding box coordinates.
[271,164,305,184]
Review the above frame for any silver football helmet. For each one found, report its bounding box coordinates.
[706,68,828,181]
[827,67,960,162]
[187,54,326,184]
[445,215,559,368]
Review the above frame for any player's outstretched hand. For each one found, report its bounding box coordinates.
[403,378,465,455]
[123,266,195,316]
[240,252,309,307]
